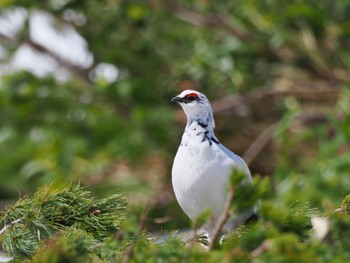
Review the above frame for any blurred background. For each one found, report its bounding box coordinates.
[0,0,350,231]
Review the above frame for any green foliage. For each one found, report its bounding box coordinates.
[0,184,126,260]
[340,194,350,215]
[0,183,350,262]
[191,209,212,230]
[230,169,270,212]
[1,0,350,193]
[261,202,314,239]
[330,213,350,256]
[1,0,350,262]
[31,228,96,263]
[2,224,40,259]
[274,87,350,212]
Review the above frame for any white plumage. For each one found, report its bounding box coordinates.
[171,90,256,237]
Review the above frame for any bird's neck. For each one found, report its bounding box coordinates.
[186,112,214,130]
[182,113,220,146]
[184,112,219,143]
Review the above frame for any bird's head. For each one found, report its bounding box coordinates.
[171,90,215,128]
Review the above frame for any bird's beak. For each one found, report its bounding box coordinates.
[171,96,183,103]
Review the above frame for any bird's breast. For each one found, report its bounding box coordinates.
[171,138,234,220]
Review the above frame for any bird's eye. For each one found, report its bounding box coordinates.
[185,93,198,101]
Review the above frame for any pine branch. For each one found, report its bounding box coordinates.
[0,218,23,236]
[338,194,350,215]
[0,184,127,260]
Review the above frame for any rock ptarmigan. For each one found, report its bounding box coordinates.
[171,90,257,238]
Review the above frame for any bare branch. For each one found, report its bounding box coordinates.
[150,1,291,61]
[168,4,252,43]
[24,37,92,83]
[209,186,234,249]
[243,123,279,166]
[149,1,350,78]
[0,31,91,83]
[251,239,271,257]
[212,81,341,115]
[124,190,161,263]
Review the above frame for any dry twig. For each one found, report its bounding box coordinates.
[209,186,235,249]
[251,240,271,257]
[243,122,279,166]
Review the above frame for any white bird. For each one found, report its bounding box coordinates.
[171,89,257,238]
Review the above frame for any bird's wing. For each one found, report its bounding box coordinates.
[217,144,252,180]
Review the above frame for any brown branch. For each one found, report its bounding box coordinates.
[209,186,234,249]
[212,81,341,115]
[123,207,149,263]
[251,240,271,257]
[0,218,23,236]
[124,190,161,263]
[1,29,126,117]
[168,4,252,43]
[243,122,279,166]
[150,1,289,61]
[24,38,92,83]
[150,1,350,77]
[124,244,134,263]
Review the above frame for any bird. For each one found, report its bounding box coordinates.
[171,89,257,239]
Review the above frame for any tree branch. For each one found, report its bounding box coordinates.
[210,81,341,117]
[24,37,92,83]
[243,122,279,166]
[0,31,92,83]
[150,1,290,61]
[251,239,271,257]
[209,186,234,249]
[167,4,252,43]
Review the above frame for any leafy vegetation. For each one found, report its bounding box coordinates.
[0,0,350,262]
[1,181,350,262]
